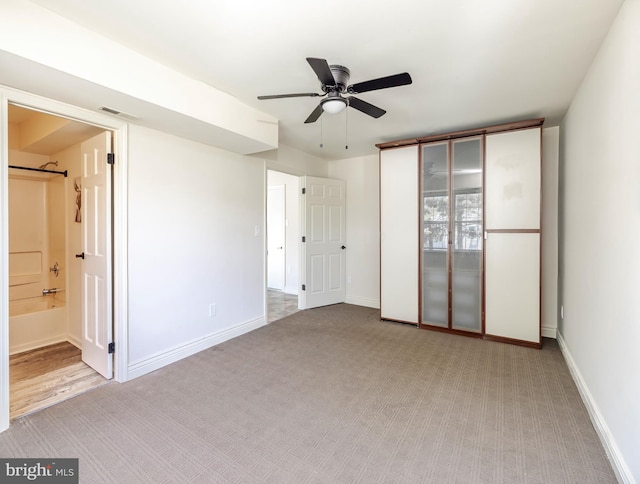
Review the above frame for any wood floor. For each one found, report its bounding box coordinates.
[10,341,108,420]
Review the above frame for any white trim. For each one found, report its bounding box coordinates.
[346,296,380,309]
[9,336,68,356]
[127,316,267,380]
[112,125,129,383]
[557,332,635,484]
[541,324,557,339]
[0,86,129,431]
[67,335,82,350]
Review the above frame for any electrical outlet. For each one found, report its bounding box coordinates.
[209,303,217,318]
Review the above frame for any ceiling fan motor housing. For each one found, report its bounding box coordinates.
[327,65,350,92]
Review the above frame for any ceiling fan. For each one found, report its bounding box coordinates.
[257,57,412,124]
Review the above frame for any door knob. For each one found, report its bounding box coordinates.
[277,246,283,249]
[341,245,346,250]
[75,252,85,259]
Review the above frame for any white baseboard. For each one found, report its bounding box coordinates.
[541,324,557,339]
[67,334,82,350]
[127,316,267,380]
[9,335,67,356]
[345,295,380,309]
[557,332,635,484]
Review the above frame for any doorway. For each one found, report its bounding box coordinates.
[266,170,300,322]
[6,104,111,419]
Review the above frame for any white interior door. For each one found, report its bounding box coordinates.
[300,176,346,309]
[80,132,113,379]
[267,185,285,290]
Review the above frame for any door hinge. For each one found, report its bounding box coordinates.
[302,236,306,243]
[302,284,306,291]
[302,187,306,194]
[107,153,115,165]
[108,342,115,354]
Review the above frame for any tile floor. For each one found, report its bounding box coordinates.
[267,290,299,323]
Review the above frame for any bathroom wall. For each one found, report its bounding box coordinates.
[8,150,50,302]
[53,143,82,345]
[7,117,71,352]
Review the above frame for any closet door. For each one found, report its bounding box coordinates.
[421,142,449,327]
[484,127,541,345]
[451,138,483,332]
[421,138,483,332]
[380,146,419,323]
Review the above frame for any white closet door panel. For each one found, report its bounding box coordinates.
[380,146,419,323]
[485,233,540,343]
[485,128,541,230]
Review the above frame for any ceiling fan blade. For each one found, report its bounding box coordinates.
[347,97,386,118]
[258,92,321,100]
[348,72,412,94]
[304,103,324,124]
[306,57,336,86]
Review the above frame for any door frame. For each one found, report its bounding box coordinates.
[0,86,130,432]
[264,166,302,318]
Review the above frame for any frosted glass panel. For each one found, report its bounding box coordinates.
[421,142,448,327]
[451,138,483,332]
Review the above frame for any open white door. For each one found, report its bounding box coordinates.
[300,176,346,309]
[80,132,113,379]
[267,185,286,290]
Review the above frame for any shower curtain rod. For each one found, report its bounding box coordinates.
[8,165,68,177]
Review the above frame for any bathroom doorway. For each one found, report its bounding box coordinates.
[6,104,112,419]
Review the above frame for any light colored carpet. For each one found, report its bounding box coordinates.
[0,304,616,483]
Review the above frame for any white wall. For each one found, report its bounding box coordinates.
[541,127,559,338]
[328,154,380,308]
[127,125,266,373]
[256,143,328,178]
[0,0,278,155]
[267,171,299,295]
[559,1,640,482]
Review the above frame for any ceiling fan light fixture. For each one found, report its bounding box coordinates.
[321,97,347,114]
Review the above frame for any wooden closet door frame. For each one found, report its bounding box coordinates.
[418,135,484,337]
[483,126,542,348]
[378,118,544,348]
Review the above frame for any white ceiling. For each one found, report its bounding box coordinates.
[27,0,624,160]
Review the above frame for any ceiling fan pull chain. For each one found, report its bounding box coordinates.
[345,107,349,150]
[320,116,324,148]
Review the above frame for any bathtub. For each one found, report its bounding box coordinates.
[9,296,67,355]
